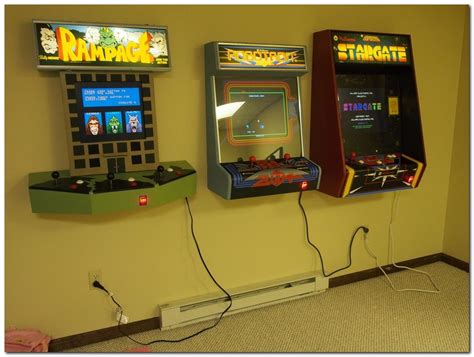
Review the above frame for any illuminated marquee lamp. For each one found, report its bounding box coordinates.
[33,20,171,71]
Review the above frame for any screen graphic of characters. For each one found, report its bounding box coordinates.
[125,111,143,133]
[84,112,104,136]
[105,112,124,134]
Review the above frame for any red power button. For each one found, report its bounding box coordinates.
[139,195,148,206]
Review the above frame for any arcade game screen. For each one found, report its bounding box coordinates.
[215,78,302,163]
[336,74,401,159]
[76,82,146,143]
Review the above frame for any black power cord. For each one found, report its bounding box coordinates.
[93,197,233,346]
[298,191,369,278]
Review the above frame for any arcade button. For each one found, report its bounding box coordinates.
[376,160,382,165]
[128,177,138,187]
[249,156,257,168]
[283,153,291,164]
[385,155,395,163]
[69,183,78,190]
[128,177,136,182]
[76,180,84,185]
[167,167,174,172]
[403,173,415,184]
[358,160,365,164]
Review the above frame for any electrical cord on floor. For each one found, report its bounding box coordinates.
[379,192,440,293]
[362,231,440,293]
[93,198,233,345]
[298,191,368,278]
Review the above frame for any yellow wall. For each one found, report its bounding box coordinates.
[443,9,470,263]
[5,5,469,339]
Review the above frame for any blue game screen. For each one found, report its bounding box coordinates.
[82,87,141,108]
[77,83,145,143]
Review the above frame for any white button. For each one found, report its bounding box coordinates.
[76,180,84,184]
[128,177,136,182]
[377,160,382,165]
[358,160,365,164]
[167,168,174,172]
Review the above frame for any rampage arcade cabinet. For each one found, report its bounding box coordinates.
[205,42,320,199]
[310,30,426,198]
[28,21,196,214]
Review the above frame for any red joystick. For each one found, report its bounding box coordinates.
[283,153,291,163]
[249,155,257,167]
[351,152,357,161]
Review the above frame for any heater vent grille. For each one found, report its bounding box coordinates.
[159,273,328,330]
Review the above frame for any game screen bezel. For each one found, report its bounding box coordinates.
[215,78,303,164]
[76,81,146,143]
[227,87,289,142]
[337,74,401,157]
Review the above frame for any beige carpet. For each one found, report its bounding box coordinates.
[65,262,469,352]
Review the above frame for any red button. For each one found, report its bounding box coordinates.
[139,195,148,206]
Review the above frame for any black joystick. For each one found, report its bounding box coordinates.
[107,172,115,190]
[51,171,60,187]
[154,165,165,182]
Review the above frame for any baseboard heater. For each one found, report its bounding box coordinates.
[159,272,329,330]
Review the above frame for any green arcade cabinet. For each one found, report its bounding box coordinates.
[28,20,196,214]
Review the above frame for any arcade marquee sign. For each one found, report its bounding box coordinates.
[332,31,411,65]
[217,42,307,70]
[33,20,171,71]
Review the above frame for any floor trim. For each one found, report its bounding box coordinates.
[49,252,469,352]
[49,317,160,352]
[440,253,470,272]
[329,253,443,288]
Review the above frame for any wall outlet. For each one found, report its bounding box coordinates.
[88,270,102,290]
[115,308,129,324]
